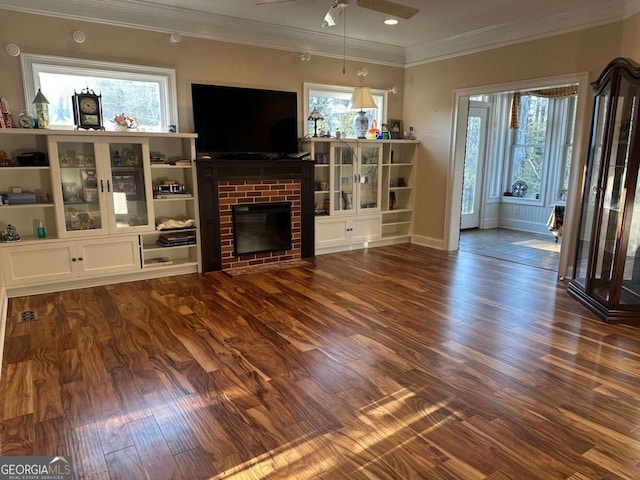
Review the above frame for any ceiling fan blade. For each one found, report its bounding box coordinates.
[322,3,347,27]
[356,0,419,19]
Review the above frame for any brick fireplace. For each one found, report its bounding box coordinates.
[219,179,300,271]
[196,157,315,272]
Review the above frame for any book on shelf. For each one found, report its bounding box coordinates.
[153,193,193,199]
[144,257,174,267]
[157,230,196,247]
[0,98,14,128]
[159,231,196,241]
[173,159,192,166]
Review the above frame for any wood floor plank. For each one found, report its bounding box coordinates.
[3,244,640,479]
[3,361,34,420]
[104,445,147,480]
[128,415,182,480]
[0,414,34,455]
[67,422,109,479]
[34,416,69,456]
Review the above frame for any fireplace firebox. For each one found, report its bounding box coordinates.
[232,202,292,256]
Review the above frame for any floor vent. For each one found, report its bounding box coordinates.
[20,310,37,322]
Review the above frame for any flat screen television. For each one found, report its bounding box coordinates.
[191,83,298,156]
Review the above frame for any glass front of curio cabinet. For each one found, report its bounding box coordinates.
[568,57,640,323]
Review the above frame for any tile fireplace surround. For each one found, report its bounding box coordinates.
[196,157,315,272]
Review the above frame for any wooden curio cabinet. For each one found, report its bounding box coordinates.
[568,57,640,323]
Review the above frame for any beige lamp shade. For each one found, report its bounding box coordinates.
[350,86,377,110]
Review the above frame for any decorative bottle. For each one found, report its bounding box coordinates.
[37,220,46,238]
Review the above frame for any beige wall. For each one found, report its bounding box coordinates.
[403,22,625,244]
[0,10,405,133]
[621,11,640,60]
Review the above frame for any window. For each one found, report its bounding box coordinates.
[21,54,178,131]
[509,95,549,199]
[304,83,387,138]
[504,91,576,202]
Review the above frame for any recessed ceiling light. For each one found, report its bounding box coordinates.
[384,19,399,25]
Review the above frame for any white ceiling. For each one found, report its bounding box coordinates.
[2,0,639,65]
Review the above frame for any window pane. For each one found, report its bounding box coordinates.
[516,95,549,144]
[559,96,577,200]
[510,95,548,199]
[308,87,384,138]
[462,116,481,214]
[22,54,177,133]
[511,145,544,198]
[39,72,162,131]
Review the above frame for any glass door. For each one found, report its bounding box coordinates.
[106,141,153,232]
[461,106,489,229]
[357,145,381,212]
[592,75,638,304]
[332,144,355,214]
[50,139,109,236]
[573,84,611,290]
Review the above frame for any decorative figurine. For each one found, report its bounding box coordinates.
[1,224,21,242]
[32,88,50,129]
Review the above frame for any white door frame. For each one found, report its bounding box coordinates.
[445,72,591,279]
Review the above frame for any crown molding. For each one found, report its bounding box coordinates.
[405,0,631,66]
[627,0,640,16]
[0,0,406,66]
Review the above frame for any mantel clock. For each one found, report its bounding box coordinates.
[72,88,104,130]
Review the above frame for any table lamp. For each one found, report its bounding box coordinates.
[351,86,377,139]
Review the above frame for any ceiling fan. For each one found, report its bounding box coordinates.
[256,0,420,27]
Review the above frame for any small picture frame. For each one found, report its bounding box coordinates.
[389,119,403,139]
[112,171,143,200]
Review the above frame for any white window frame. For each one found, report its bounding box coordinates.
[21,53,178,131]
[303,82,388,137]
[491,91,577,207]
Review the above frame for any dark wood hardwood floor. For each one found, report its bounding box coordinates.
[2,244,640,479]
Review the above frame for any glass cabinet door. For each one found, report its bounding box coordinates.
[107,142,152,231]
[622,172,640,305]
[573,87,610,289]
[332,144,355,214]
[358,145,381,212]
[592,75,639,304]
[54,141,107,235]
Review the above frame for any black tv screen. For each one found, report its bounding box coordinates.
[191,84,298,155]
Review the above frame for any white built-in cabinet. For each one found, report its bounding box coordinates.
[304,138,418,253]
[0,129,200,296]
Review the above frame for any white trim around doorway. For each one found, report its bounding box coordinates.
[446,71,591,279]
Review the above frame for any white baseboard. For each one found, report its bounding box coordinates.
[6,264,198,298]
[410,234,445,250]
[498,219,551,235]
[315,236,412,255]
